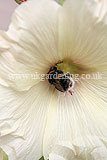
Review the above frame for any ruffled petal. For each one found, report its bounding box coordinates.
[43,81,107,160]
[0,33,40,91]
[0,82,52,160]
[48,145,75,160]
[58,0,107,70]
[0,0,60,91]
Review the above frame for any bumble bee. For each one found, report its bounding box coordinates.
[47,64,75,95]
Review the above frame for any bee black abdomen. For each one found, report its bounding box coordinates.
[48,68,63,84]
[48,73,55,84]
[60,78,70,91]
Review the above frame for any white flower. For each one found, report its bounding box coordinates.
[0,0,107,160]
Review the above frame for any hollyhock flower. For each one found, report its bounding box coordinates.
[0,0,107,160]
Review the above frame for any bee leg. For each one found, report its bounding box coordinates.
[68,90,74,96]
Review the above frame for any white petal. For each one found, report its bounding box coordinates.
[0,0,60,91]
[48,144,105,160]
[0,36,40,91]
[0,82,52,160]
[48,145,75,160]
[49,154,66,160]
[43,82,107,159]
[58,0,107,70]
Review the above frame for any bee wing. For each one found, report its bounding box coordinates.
[55,83,65,92]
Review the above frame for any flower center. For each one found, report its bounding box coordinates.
[47,61,78,95]
[57,60,79,74]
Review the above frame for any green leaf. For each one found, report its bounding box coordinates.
[0,148,8,160]
[60,0,65,5]
[39,157,44,160]
[3,153,8,160]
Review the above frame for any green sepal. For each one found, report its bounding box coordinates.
[15,0,22,4]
